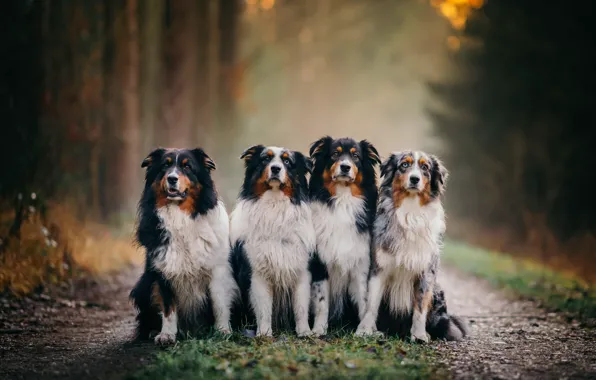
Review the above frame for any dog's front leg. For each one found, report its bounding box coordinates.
[349,261,369,322]
[209,264,237,334]
[250,273,273,337]
[410,271,434,343]
[355,271,385,336]
[294,270,313,337]
[153,278,178,345]
[311,279,329,336]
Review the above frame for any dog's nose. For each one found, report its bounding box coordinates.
[340,164,351,173]
[409,175,420,185]
[167,175,178,185]
[270,165,281,175]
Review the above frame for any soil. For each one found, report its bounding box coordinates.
[0,268,154,380]
[1,266,595,379]
[436,268,596,379]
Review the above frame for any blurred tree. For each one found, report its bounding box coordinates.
[140,0,165,157]
[428,0,596,245]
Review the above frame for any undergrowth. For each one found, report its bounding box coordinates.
[0,202,140,295]
[129,331,444,380]
[443,241,596,323]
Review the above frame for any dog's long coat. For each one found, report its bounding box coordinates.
[130,148,237,344]
[308,137,381,335]
[230,145,315,337]
[356,151,467,341]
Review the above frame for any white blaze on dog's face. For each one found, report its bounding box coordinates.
[396,151,432,193]
[380,150,448,207]
[328,140,363,184]
[262,147,289,188]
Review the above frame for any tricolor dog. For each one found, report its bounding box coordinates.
[130,148,237,344]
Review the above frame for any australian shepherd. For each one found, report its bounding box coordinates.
[307,136,381,335]
[130,148,237,344]
[229,145,315,337]
[356,150,467,342]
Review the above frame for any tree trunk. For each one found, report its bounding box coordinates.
[117,0,141,215]
[162,0,200,148]
[140,0,164,155]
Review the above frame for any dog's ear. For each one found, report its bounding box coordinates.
[359,140,381,166]
[141,148,166,169]
[309,136,332,160]
[430,154,448,197]
[380,153,398,179]
[294,151,313,175]
[191,148,216,171]
[240,145,265,163]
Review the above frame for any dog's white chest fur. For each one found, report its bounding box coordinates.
[378,197,445,273]
[153,201,229,312]
[377,197,445,314]
[230,191,316,287]
[311,186,370,272]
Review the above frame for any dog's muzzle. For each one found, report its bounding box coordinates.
[165,173,187,200]
[333,161,355,182]
[407,174,422,191]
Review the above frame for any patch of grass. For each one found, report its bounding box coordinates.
[129,331,444,380]
[443,241,596,322]
[0,203,141,295]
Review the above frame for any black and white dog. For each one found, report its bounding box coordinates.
[130,148,237,344]
[356,151,467,342]
[308,136,381,335]
[229,145,315,337]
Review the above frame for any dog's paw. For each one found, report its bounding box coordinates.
[154,332,176,345]
[216,325,232,335]
[296,327,313,337]
[256,329,273,338]
[410,329,430,344]
[355,321,379,337]
[311,325,327,337]
[355,327,372,336]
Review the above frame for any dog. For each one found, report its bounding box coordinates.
[356,150,467,342]
[308,136,381,336]
[229,145,315,337]
[130,148,237,344]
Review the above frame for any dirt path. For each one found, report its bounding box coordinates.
[1,266,595,379]
[0,268,153,380]
[437,266,596,379]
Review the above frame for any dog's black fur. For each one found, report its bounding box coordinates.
[308,136,381,330]
[230,145,313,331]
[130,148,219,339]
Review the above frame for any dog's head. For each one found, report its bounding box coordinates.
[239,145,312,203]
[141,148,217,215]
[309,136,380,197]
[380,150,448,206]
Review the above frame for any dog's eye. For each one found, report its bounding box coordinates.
[184,163,191,170]
[331,152,339,159]
[283,159,290,166]
[420,163,429,171]
[400,162,410,169]
[352,152,360,161]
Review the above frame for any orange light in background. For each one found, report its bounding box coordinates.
[440,2,458,19]
[470,0,484,9]
[451,16,467,30]
[260,0,275,10]
[431,0,485,37]
[447,35,461,51]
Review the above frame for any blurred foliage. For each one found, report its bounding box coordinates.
[429,0,596,272]
[129,332,443,379]
[0,202,140,295]
[443,241,596,323]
